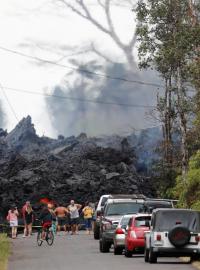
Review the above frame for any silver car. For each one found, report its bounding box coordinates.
[113,214,135,255]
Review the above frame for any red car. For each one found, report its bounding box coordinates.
[124,214,151,257]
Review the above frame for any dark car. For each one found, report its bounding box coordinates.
[93,194,145,240]
[139,199,174,213]
[99,198,145,253]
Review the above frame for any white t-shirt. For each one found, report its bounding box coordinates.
[68,205,79,219]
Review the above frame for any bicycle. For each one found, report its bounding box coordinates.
[37,224,54,246]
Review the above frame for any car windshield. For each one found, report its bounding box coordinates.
[135,216,151,227]
[106,203,143,216]
[154,211,200,232]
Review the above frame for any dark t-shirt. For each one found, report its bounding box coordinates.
[39,209,53,223]
[24,211,34,224]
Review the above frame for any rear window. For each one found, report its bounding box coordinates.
[139,201,172,213]
[101,197,109,207]
[120,216,132,227]
[105,203,143,216]
[147,201,172,208]
[135,216,151,227]
[154,211,200,232]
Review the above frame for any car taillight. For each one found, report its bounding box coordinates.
[115,228,124,235]
[156,234,162,241]
[195,236,200,242]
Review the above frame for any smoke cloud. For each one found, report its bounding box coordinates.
[0,100,5,128]
[46,63,161,137]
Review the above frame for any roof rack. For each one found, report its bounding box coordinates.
[145,198,178,202]
[110,194,146,199]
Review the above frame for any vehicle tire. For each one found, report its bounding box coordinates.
[46,230,54,246]
[37,230,43,246]
[99,238,110,253]
[168,226,191,247]
[190,255,200,262]
[149,248,157,263]
[144,248,149,262]
[93,222,100,240]
[124,247,132,258]
[114,246,123,255]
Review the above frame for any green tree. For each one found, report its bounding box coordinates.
[136,0,200,183]
[172,151,200,209]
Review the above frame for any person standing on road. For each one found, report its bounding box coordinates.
[54,204,69,234]
[68,200,82,235]
[48,204,57,236]
[23,204,34,238]
[82,202,94,235]
[22,201,31,236]
[7,206,19,239]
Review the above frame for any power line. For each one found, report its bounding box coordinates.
[0,83,19,122]
[0,45,163,88]
[3,85,156,108]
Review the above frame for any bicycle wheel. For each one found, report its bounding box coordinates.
[46,230,54,246]
[37,230,43,246]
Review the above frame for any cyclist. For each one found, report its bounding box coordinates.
[39,205,53,240]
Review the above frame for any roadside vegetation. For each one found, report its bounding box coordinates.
[136,0,200,208]
[0,234,10,270]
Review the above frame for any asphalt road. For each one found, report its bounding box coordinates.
[8,232,195,270]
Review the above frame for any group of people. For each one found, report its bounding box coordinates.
[6,200,95,239]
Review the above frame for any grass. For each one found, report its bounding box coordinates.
[193,261,200,270]
[0,234,10,270]
[181,257,200,269]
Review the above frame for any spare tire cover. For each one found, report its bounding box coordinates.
[168,226,191,247]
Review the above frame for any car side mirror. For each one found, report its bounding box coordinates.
[97,209,103,216]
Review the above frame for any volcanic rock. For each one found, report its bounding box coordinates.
[0,116,156,216]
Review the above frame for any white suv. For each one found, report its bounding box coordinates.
[93,195,112,239]
[145,209,200,263]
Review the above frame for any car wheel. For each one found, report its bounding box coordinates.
[114,246,123,255]
[190,255,200,262]
[149,248,157,263]
[144,248,149,262]
[124,247,132,257]
[99,238,110,253]
[94,222,100,240]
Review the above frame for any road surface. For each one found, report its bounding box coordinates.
[8,232,195,270]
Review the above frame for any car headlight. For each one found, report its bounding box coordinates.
[103,222,112,231]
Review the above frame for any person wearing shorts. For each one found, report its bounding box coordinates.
[68,200,82,235]
[7,206,19,239]
[82,202,94,235]
[55,205,69,234]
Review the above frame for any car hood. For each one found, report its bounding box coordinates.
[105,215,122,223]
